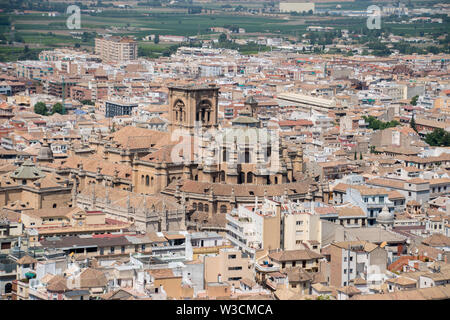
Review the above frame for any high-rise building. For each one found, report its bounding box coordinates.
[95,36,137,63]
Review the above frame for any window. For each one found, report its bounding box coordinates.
[110,246,115,254]
[292,261,296,267]
[121,246,125,254]
[296,221,303,225]
[344,269,347,274]
[141,244,146,251]
[350,256,353,262]
[1,242,11,250]
[100,247,104,255]
[344,257,347,262]
[350,269,353,274]
[228,254,236,259]
[228,266,242,271]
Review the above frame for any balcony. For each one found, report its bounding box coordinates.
[255,263,280,273]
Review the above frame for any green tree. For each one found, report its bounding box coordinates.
[218,33,228,43]
[154,34,159,44]
[34,102,48,115]
[51,102,65,115]
[425,128,450,147]
[411,95,419,106]
[362,116,400,131]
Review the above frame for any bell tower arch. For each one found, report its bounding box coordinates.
[168,84,219,134]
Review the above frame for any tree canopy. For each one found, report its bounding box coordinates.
[51,102,65,115]
[424,128,450,147]
[34,102,48,115]
[363,116,400,131]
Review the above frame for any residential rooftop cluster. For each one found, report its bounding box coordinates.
[0,29,449,301]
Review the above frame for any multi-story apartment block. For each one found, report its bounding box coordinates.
[105,100,138,118]
[204,247,254,288]
[226,199,281,260]
[280,201,322,250]
[95,36,137,63]
[322,241,388,288]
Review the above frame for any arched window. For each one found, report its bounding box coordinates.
[247,172,253,183]
[238,172,245,184]
[220,205,227,214]
[52,204,57,208]
[198,203,203,212]
[5,282,12,294]
[204,204,209,212]
[220,171,225,182]
[151,176,154,186]
[194,175,198,181]
[193,203,197,211]
[145,175,150,186]
[274,176,278,184]
[141,175,144,184]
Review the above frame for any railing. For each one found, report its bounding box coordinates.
[192,245,233,254]
[255,263,280,273]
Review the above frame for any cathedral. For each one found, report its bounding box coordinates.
[38,83,329,232]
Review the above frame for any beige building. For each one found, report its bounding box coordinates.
[146,268,194,299]
[95,36,138,63]
[281,201,322,251]
[0,160,72,211]
[204,248,253,288]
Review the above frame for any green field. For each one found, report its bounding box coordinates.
[0,2,448,60]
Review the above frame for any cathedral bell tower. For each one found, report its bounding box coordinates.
[168,83,219,134]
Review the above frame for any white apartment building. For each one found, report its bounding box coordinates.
[226,199,281,260]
